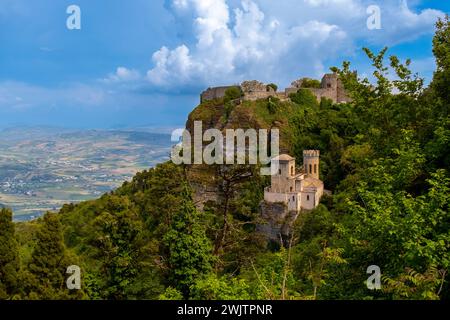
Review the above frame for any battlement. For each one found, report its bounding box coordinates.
[303,150,320,157]
[199,73,351,104]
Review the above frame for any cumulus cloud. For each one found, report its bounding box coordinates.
[146,0,350,89]
[116,0,445,91]
[103,67,141,83]
[360,0,445,45]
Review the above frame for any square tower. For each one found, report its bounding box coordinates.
[303,150,320,180]
[270,154,296,193]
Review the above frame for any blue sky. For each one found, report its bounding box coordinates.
[0,0,448,129]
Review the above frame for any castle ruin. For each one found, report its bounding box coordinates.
[200,73,351,104]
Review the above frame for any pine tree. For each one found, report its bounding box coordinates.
[163,182,214,296]
[27,212,69,299]
[0,208,20,299]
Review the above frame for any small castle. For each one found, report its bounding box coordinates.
[264,151,324,212]
[200,73,351,104]
[258,151,325,242]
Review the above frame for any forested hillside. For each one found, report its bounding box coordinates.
[1,17,449,300]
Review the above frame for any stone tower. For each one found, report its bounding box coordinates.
[270,154,296,193]
[303,150,320,180]
[321,74,338,92]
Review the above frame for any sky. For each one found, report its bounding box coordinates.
[0,0,448,129]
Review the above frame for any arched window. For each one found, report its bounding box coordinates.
[291,166,294,175]
[290,186,293,192]
[278,169,281,175]
[309,164,312,174]
[307,195,310,201]
[314,164,317,174]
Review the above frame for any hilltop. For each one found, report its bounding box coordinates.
[2,17,450,300]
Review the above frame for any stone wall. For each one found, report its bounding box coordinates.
[264,190,300,212]
[308,88,337,102]
[241,80,276,101]
[337,77,351,103]
[200,86,235,103]
[243,91,276,101]
[199,73,351,104]
[287,73,352,103]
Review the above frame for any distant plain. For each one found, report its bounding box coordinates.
[0,127,172,221]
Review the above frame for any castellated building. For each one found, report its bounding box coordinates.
[264,151,324,212]
[200,73,352,104]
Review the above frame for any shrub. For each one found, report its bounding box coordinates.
[266,83,278,92]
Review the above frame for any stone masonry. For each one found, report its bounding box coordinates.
[200,73,352,104]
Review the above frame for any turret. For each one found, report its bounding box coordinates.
[303,150,320,179]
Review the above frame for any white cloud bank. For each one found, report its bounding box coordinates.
[140,0,445,90]
[146,0,350,88]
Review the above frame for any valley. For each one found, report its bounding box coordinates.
[0,127,172,220]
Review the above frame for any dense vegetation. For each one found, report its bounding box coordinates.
[1,17,449,300]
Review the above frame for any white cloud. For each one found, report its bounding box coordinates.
[145,0,351,89]
[360,0,445,45]
[103,67,141,83]
[121,0,445,90]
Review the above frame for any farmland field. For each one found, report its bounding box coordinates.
[0,127,173,220]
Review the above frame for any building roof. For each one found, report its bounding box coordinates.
[272,154,295,162]
[303,177,323,188]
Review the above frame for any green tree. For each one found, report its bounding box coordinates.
[0,208,20,299]
[290,88,319,107]
[26,212,73,299]
[89,195,162,299]
[163,183,214,296]
[266,83,278,92]
[300,78,321,88]
[190,274,252,300]
[224,86,243,102]
[431,15,450,109]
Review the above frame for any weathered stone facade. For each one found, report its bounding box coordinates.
[260,151,325,242]
[240,80,278,101]
[303,73,351,103]
[200,86,236,103]
[199,73,352,104]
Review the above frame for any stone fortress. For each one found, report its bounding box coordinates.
[200,73,351,104]
[259,151,325,242]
